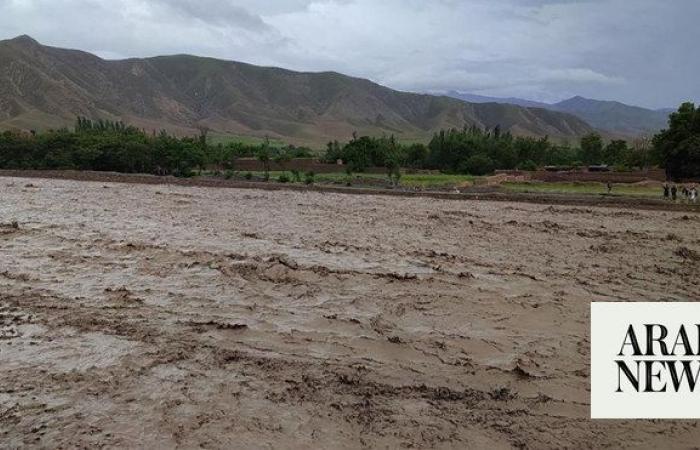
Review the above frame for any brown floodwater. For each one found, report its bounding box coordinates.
[1,177,699,448]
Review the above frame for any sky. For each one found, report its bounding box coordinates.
[0,0,697,109]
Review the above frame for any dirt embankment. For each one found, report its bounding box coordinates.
[1,177,700,448]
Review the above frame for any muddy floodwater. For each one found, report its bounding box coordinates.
[1,177,699,448]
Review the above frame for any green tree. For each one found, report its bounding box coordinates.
[579,133,604,165]
[256,138,272,180]
[603,140,629,166]
[653,102,700,180]
[460,154,495,175]
[404,143,428,168]
[384,135,402,186]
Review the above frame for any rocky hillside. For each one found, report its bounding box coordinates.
[0,35,594,144]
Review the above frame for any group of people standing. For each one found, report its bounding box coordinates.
[664,183,698,202]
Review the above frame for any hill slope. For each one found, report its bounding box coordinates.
[0,35,594,144]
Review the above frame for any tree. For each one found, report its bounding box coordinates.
[331,135,394,172]
[256,138,272,180]
[404,143,428,168]
[196,126,209,174]
[384,135,402,187]
[579,133,604,165]
[653,102,700,180]
[324,140,342,163]
[273,147,292,173]
[629,135,654,169]
[603,140,629,166]
[460,154,495,175]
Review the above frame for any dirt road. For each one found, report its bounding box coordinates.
[1,177,699,448]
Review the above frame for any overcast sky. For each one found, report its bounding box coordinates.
[1,0,697,109]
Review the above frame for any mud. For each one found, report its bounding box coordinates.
[1,177,700,449]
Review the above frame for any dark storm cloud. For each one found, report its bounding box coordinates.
[0,0,697,108]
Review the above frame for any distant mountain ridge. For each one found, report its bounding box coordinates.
[447,91,673,135]
[446,92,552,110]
[553,96,671,135]
[0,35,594,145]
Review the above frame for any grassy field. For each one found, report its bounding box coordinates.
[501,181,661,197]
[400,174,477,188]
[217,169,668,199]
[235,171,477,189]
[315,173,477,188]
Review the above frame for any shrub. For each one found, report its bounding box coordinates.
[278,173,290,183]
[244,172,253,180]
[460,154,495,176]
[304,171,315,185]
[174,168,195,178]
[519,160,538,171]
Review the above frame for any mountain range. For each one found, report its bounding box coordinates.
[447,91,672,136]
[0,35,597,145]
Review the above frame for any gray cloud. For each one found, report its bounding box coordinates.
[0,0,697,109]
[155,0,270,29]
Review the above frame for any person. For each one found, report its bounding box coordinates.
[607,181,613,194]
[691,187,698,203]
[663,183,670,199]
[671,184,678,201]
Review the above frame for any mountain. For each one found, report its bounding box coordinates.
[447,91,672,136]
[551,96,670,135]
[0,35,594,145]
[446,91,551,109]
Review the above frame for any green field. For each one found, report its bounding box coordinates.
[315,173,477,188]
[500,181,661,197]
[218,170,669,199]
[399,174,477,188]
[234,171,477,189]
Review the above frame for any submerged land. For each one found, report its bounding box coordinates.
[1,176,699,448]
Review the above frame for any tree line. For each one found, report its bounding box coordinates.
[0,103,697,180]
[323,127,657,176]
[0,118,311,177]
[323,103,698,180]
